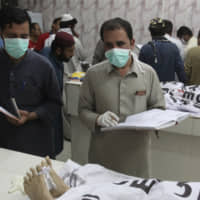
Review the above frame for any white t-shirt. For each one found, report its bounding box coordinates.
[165,34,184,60]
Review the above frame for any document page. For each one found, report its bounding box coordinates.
[0,106,18,119]
[125,109,189,128]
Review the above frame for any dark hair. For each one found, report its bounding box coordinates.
[30,22,38,31]
[100,17,133,41]
[149,27,165,37]
[177,26,193,38]
[0,6,31,31]
[60,18,77,28]
[163,19,173,34]
[148,18,165,37]
[53,17,61,25]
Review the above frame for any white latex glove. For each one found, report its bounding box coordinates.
[97,111,119,127]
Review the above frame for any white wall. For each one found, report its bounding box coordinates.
[18,0,200,61]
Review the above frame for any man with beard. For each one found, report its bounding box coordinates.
[40,31,75,156]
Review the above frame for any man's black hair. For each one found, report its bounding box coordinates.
[0,6,31,31]
[30,22,38,31]
[60,18,77,28]
[148,18,165,37]
[163,19,173,35]
[53,17,61,25]
[149,28,165,37]
[100,17,133,41]
[177,26,193,38]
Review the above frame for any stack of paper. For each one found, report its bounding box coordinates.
[102,109,190,132]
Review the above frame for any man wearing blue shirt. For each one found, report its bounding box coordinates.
[139,18,187,83]
[0,7,62,157]
[40,31,75,155]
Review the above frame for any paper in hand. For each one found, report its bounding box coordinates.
[0,98,21,119]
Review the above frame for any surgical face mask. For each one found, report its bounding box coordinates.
[4,38,29,59]
[105,48,130,68]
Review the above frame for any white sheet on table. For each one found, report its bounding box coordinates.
[56,159,200,200]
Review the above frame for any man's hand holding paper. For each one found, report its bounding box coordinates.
[6,110,29,126]
[6,110,39,126]
[97,111,119,127]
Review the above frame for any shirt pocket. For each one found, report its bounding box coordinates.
[132,87,148,113]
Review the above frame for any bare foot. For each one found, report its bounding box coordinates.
[37,156,69,198]
[24,167,53,200]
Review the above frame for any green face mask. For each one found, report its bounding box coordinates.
[4,38,29,59]
[105,48,130,68]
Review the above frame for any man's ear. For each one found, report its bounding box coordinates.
[130,38,135,50]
